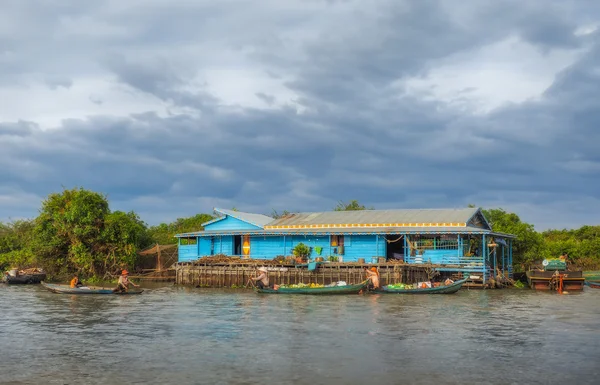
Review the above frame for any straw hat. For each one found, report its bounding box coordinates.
[258,267,268,273]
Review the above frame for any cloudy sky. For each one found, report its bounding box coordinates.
[1,0,599,230]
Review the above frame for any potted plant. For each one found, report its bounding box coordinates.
[293,243,311,264]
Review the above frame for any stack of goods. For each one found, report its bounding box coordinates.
[278,283,325,289]
[386,283,412,290]
[325,281,347,287]
[195,255,280,265]
[544,258,566,271]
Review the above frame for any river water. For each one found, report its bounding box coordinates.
[1,283,599,385]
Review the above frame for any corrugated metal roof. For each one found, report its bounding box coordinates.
[177,225,499,237]
[265,208,480,227]
[211,208,273,228]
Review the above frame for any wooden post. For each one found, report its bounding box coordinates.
[157,243,162,272]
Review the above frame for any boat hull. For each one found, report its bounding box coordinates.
[5,273,47,284]
[585,281,600,289]
[526,270,585,291]
[255,280,368,295]
[41,282,143,295]
[379,278,467,294]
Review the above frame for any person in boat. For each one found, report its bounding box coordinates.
[113,270,140,293]
[249,267,269,289]
[70,274,84,288]
[559,252,568,260]
[559,252,569,268]
[364,267,380,289]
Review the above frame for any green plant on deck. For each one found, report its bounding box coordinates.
[292,243,311,262]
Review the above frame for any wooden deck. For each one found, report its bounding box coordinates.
[175,261,467,288]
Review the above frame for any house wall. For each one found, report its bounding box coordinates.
[205,216,262,231]
[199,238,212,256]
[245,234,386,262]
[179,232,485,266]
[178,242,198,262]
[213,236,233,255]
[178,236,234,262]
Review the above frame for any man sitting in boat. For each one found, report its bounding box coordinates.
[70,274,84,288]
[249,267,269,289]
[364,267,380,289]
[113,270,140,293]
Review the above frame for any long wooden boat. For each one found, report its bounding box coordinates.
[585,281,600,289]
[255,280,368,295]
[378,278,467,294]
[583,271,600,283]
[526,270,585,291]
[5,273,47,284]
[41,282,144,295]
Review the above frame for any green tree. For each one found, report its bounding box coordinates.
[97,211,152,274]
[0,220,36,271]
[32,187,151,278]
[147,213,215,244]
[334,200,373,211]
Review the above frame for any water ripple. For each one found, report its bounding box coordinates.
[1,284,599,385]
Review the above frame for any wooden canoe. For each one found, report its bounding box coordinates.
[255,280,369,295]
[41,282,143,295]
[5,273,47,284]
[378,278,467,294]
[585,281,600,289]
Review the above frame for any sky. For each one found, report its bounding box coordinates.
[1,0,599,231]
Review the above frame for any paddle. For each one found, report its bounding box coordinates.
[246,278,256,289]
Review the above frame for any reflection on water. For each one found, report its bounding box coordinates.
[1,283,599,385]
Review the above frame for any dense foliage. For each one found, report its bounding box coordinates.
[0,220,36,271]
[540,226,600,270]
[147,213,214,244]
[32,188,152,278]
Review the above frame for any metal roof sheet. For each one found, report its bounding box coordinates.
[202,208,273,228]
[177,225,500,237]
[265,208,480,227]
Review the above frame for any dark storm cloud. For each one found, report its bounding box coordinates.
[0,0,599,229]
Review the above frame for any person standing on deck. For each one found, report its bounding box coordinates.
[113,270,140,293]
[364,267,380,289]
[250,267,269,289]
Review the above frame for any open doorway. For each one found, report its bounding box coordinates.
[386,235,405,261]
[233,235,242,256]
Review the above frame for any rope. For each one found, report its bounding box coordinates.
[385,235,404,243]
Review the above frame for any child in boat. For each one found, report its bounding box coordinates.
[70,275,83,288]
[113,270,140,293]
[364,267,380,289]
[249,267,269,289]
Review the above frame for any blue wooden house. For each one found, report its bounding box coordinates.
[176,207,515,279]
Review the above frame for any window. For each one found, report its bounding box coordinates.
[331,235,344,247]
[180,237,198,245]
